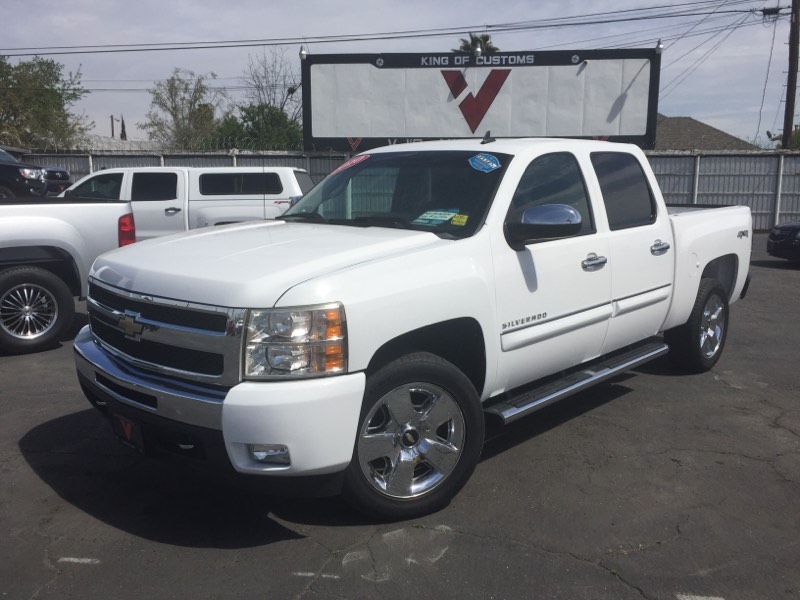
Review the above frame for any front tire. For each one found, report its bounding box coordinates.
[665,278,729,373]
[0,185,16,202]
[0,266,75,354]
[343,352,484,520]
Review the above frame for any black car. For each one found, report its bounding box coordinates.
[0,148,72,200]
[767,221,800,262]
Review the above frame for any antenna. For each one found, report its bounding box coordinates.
[481,131,495,144]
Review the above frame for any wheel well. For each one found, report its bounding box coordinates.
[366,318,486,395]
[0,246,81,296]
[700,254,738,300]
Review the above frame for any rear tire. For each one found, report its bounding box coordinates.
[665,278,729,373]
[0,266,75,354]
[343,352,484,520]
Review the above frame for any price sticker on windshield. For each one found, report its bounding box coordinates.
[413,210,459,225]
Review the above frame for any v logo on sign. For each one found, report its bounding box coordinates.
[441,69,511,133]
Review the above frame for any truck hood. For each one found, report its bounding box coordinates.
[91,220,444,307]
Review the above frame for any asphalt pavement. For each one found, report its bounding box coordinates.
[1,233,798,600]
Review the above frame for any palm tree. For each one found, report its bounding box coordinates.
[454,33,500,53]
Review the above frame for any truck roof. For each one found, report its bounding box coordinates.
[364,137,639,156]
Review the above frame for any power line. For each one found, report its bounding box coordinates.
[660,13,753,99]
[0,3,782,57]
[663,0,738,53]
[755,15,780,139]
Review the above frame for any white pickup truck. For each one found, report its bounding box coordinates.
[74,138,752,519]
[0,198,135,354]
[63,166,314,240]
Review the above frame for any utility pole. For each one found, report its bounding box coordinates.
[782,0,800,148]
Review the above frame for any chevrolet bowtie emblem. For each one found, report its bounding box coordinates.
[118,311,145,340]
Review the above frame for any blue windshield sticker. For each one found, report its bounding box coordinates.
[469,153,501,173]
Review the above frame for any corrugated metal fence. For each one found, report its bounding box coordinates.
[648,152,800,231]
[29,150,800,231]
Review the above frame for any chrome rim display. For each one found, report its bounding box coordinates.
[699,293,725,359]
[358,382,466,499]
[0,283,58,339]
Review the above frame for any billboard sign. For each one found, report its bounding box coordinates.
[301,49,661,152]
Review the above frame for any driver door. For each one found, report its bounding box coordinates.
[492,152,612,392]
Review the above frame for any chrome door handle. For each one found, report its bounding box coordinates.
[581,253,608,271]
[650,239,671,255]
[164,207,182,215]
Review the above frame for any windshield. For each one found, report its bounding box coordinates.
[0,149,19,163]
[282,150,510,239]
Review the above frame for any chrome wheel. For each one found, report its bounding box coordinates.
[358,382,466,500]
[0,282,58,340]
[665,278,729,373]
[699,292,725,359]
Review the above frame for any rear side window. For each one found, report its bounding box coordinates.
[199,173,283,195]
[590,152,656,230]
[131,172,178,201]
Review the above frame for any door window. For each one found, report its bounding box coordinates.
[507,152,594,235]
[71,172,123,199]
[131,172,178,201]
[590,152,656,230]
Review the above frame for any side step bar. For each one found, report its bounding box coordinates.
[484,337,669,425]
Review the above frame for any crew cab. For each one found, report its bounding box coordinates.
[0,197,134,354]
[74,138,752,519]
[63,166,314,240]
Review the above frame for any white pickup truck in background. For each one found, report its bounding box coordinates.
[0,198,135,354]
[63,166,314,240]
[74,138,752,519]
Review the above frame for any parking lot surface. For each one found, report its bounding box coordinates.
[1,234,798,600]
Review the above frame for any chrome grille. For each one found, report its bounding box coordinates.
[87,280,246,386]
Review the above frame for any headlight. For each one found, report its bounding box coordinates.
[18,168,44,180]
[244,303,347,379]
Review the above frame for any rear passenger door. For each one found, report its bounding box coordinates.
[129,171,186,240]
[590,152,675,354]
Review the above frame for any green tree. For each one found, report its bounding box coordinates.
[0,56,91,148]
[138,68,227,148]
[454,33,500,53]
[216,103,302,150]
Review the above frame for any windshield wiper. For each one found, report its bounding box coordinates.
[350,216,412,229]
[280,212,328,224]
